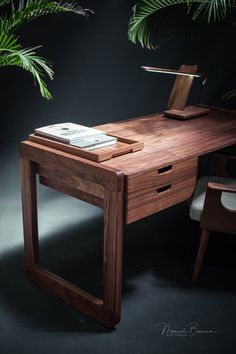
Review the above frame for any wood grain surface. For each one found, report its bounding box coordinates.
[20,142,125,327]
[20,107,236,326]
[96,109,236,178]
[125,158,198,223]
[29,133,143,162]
[168,64,198,110]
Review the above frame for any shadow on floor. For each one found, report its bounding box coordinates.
[1,199,236,334]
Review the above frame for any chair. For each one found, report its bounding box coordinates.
[190,153,236,281]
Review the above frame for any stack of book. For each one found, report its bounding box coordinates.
[35,123,117,150]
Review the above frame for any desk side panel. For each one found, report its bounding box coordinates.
[20,141,124,192]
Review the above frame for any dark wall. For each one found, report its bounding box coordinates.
[1,0,236,147]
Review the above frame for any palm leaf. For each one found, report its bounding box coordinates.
[128,0,191,49]
[0,0,9,7]
[128,0,235,49]
[189,0,235,22]
[0,45,54,99]
[0,0,92,35]
[0,32,21,50]
[0,0,92,99]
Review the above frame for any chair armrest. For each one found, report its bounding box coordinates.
[212,153,236,177]
[208,182,236,194]
[200,181,236,233]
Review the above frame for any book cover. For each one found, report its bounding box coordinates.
[35,122,105,143]
[71,134,117,150]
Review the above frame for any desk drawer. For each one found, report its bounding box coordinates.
[125,158,197,224]
[127,158,197,197]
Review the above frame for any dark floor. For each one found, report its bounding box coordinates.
[1,148,236,354]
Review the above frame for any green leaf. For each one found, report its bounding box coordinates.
[0,0,9,7]
[128,0,235,49]
[0,0,92,35]
[0,0,93,99]
[0,46,54,99]
[0,32,21,51]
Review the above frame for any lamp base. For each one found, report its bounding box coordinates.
[164,106,210,120]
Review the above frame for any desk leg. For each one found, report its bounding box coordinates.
[21,159,39,269]
[20,157,124,328]
[103,189,124,324]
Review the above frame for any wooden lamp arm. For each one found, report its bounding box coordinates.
[211,153,236,177]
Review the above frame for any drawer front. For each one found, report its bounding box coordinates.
[125,158,198,224]
[126,176,196,224]
[126,158,197,198]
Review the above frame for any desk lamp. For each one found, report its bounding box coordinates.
[142,64,210,119]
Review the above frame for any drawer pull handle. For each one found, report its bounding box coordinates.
[157,185,171,194]
[158,166,172,174]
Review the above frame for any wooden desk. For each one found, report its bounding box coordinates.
[20,109,236,327]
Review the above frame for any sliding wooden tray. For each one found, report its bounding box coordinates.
[28,133,144,162]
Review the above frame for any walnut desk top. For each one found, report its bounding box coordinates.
[97,109,236,224]
[97,109,236,177]
[20,108,236,328]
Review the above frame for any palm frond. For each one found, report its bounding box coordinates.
[190,0,235,22]
[0,32,21,51]
[128,0,191,49]
[0,0,93,99]
[0,0,9,7]
[0,0,92,34]
[0,46,54,99]
[128,0,235,49]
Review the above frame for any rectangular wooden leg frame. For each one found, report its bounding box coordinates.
[20,141,124,328]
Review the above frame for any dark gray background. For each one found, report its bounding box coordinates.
[1,0,236,147]
[0,1,236,354]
